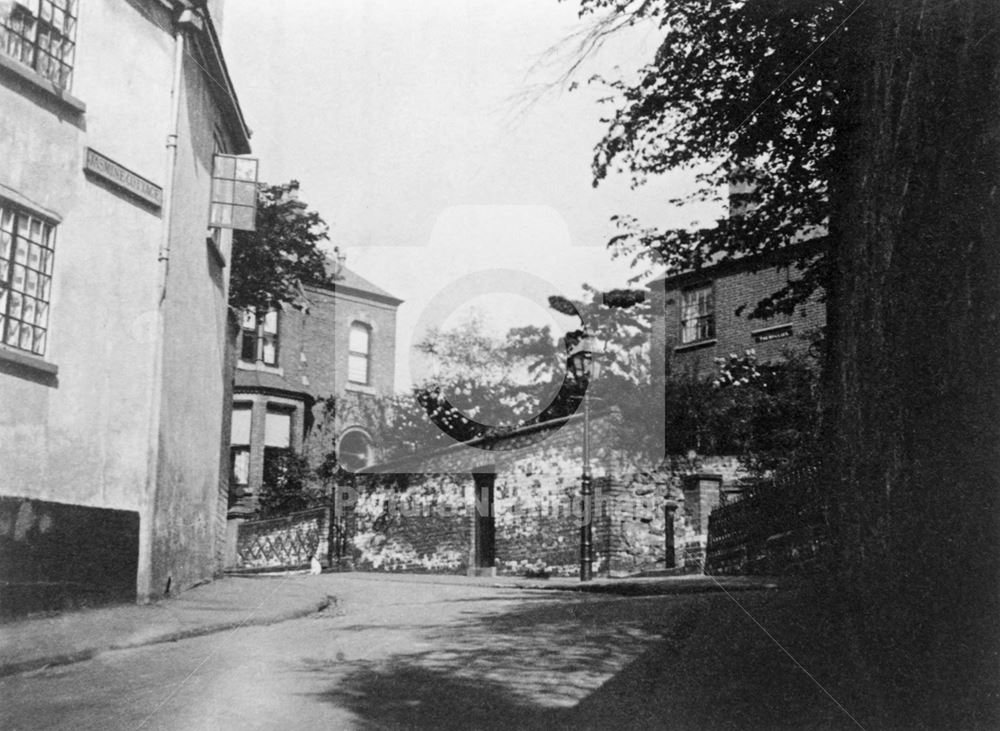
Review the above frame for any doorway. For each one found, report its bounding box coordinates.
[471,471,495,576]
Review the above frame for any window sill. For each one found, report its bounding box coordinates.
[0,345,59,376]
[236,360,283,376]
[345,382,376,395]
[674,338,717,353]
[0,53,86,115]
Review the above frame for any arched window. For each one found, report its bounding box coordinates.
[338,429,373,472]
[348,322,371,384]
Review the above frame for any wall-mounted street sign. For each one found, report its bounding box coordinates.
[84,148,163,208]
[752,324,793,343]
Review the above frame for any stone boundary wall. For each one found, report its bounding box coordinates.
[705,470,826,575]
[342,413,749,577]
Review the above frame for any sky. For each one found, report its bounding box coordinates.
[221,0,722,391]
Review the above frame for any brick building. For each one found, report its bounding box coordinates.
[228,260,401,516]
[646,241,827,554]
[648,242,826,381]
[0,0,253,610]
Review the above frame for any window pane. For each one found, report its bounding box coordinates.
[0,205,54,355]
[234,181,256,206]
[214,155,236,180]
[210,203,233,227]
[231,447,250,485]
[212,178,234,204]
[240,330,257,361]
[680,285,714,344]
[348,354,369,384]
[338,431,372,471]
[21,296,34,323]
[232,206,255,231]
[32,327,45,355]
[231,406,252,445]
[349,324,369,354]
[264,410,291,448]
[262,309,278,333]
[261,334,276,365]
[235,157,258,181]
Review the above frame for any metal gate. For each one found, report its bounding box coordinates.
[234,507,329,570]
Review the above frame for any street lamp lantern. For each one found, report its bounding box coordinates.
[566,333,602,581]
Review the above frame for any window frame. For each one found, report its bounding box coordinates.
[1,0,79,91]
[229,403,252,488]
[261,405,294,490]
[337,428,373,472]
[0,199,57,358]
[679,283,716,345]
[239,307,279,367]
[347,321,371,385]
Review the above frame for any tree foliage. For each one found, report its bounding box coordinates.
[257,448,324,518]
[228,180,335,315]
[410,290,656,446]
[573,0,849,316]
[411,315,571,443]
[665,348,821,473]
[571,1,1000,719]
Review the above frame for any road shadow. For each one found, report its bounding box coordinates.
[301,585,988,729]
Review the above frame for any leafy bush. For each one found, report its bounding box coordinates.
[664,348,822,474]
[257,448,325,517]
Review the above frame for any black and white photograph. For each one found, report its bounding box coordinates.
[0,0,997,728]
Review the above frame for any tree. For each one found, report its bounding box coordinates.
[228,180,335,315]
[571,0,1000,721]
[411,315,568,442]
[822,2,1000,720]
[223,180,337,517]
[573,0,843,316]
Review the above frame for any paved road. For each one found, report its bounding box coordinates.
[0,574,868,730]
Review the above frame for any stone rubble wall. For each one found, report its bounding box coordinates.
[342,413,747,576]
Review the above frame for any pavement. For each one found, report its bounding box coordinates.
[0,570,781,678]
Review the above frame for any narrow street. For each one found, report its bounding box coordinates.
[0,575,868,730]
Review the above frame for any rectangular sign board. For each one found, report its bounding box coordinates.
[752,324,793,343]
[84,148,163,208]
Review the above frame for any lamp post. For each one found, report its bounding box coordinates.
[566,333,601,582]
